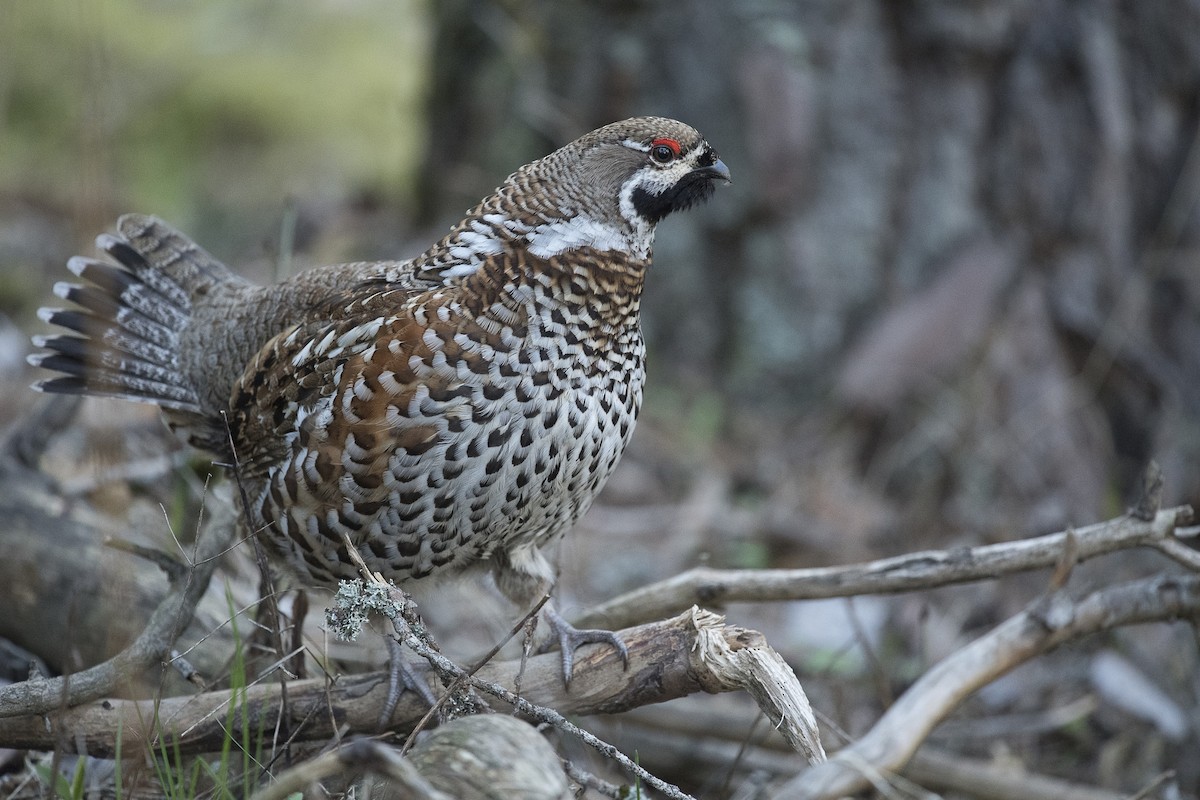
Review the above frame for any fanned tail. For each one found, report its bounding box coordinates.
[27,214,239,413]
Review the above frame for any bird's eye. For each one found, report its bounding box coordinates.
[649,137,681,164]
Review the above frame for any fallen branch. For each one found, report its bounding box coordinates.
[0,607,821,764]
[355,579,821,799]
[333,544,821,798]
[575,506,1195,630]
[594,710,1123,800]
[775,572,1200,798]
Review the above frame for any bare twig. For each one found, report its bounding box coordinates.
[1123,770,1177,800]
[775,573,1200,799]
[103,537,189,583]
[168,650,206,688]
[575,507,1194,630]
[563,759,627,798]
[1150,537,1200,571]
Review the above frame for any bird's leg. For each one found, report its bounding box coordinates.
[380,634,438,727]
[493,544,629,687]
[513,610,540,697]
[542,603,629,686]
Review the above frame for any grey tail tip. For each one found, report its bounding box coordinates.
[28,224,203,414]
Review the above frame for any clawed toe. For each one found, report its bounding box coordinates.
[379,636,437,727]
[544,606,629,686]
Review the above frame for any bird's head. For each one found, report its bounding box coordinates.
[422,118,729,282]
[505,116,730,260]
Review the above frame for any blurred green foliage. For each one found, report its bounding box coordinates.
[0,0,429,230]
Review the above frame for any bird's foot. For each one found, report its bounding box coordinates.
[379,635,437,727]
[543,606,629,686]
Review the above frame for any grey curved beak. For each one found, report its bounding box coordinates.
[702,158,732,184]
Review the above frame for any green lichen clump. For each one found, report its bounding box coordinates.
[325,579,400,641]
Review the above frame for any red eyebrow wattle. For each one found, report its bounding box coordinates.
[651,137,681,156]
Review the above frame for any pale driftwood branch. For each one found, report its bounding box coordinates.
[575,506,1194,630]
[693,614,825,763]
[774,573,1200,799]
[1151,536,1200,571]
[0,607,819,765]
[599,707,1123,800]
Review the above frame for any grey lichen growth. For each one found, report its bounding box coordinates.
[326,580,400,641]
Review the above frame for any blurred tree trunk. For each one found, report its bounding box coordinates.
[415,0,1200,537]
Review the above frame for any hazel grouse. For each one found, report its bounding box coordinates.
[29,116,730,684]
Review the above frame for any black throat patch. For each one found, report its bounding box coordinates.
[632,169,720,225]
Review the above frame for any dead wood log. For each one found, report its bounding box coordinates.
[0,608,820,765]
